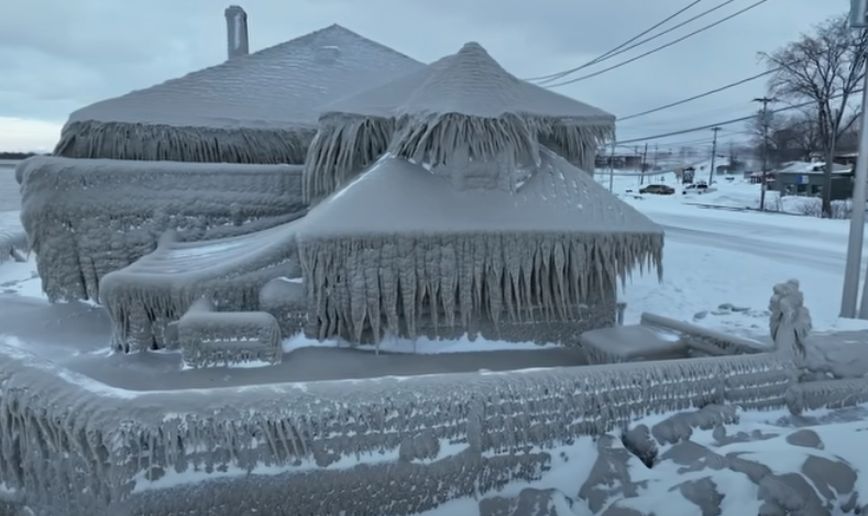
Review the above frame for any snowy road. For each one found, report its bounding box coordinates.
[663,224,844,271]
[616,178,868,337]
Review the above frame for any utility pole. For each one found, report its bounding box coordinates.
[842,103,867,317]
[640,142,649,185]
[754,97,775,211]
[608,139,616,193]
[708,127,721,186]
[841,3,868,318]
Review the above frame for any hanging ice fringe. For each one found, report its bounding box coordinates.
[300,232,663,342]
[55,120,315,164]
[303,113,615,200]
[303,114,395,202]
[301,41,618,199]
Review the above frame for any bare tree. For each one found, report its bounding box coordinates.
[761,15,868,217]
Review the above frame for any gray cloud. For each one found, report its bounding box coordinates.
[0,0,848,150]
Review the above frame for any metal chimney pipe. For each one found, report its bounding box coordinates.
[225,5,249,60]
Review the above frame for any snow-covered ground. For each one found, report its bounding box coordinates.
[601,170,868,338]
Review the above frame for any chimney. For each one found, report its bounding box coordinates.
[225,5,249,60]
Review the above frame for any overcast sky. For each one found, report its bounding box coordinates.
[0,0,848,152]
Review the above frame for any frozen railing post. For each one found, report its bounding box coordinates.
[225,5,249,60]
[770,279,811,363]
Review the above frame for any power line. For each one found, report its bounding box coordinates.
[526,0,704,83]
[546,0,771,88]
[617,69,778,122]
[615,90,861,145]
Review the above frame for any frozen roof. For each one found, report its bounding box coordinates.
[324,42,614,124]
[304,42,614,199]
[297,148,662,341]
[68,24,424,130]
[300,148,661,237]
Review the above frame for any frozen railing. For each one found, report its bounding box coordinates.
[640,313,770,356]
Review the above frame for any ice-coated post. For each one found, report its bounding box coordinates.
[225,5,249,60]
[841,58,868,318]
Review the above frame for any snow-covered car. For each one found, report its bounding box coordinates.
[639,184,675,195]
[682,183,709,194]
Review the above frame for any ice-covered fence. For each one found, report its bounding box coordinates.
[0,341,798,515]
[16,157,307,302]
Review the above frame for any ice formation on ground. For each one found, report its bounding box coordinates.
[16,157,306,302]
[304,42,614,201]
[55,24,424,163]
[0,333,802,515]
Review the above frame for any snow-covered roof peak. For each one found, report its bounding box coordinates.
[65,24,424,130]
[323,41,614,124]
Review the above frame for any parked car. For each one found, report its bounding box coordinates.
[682,183,709,194]
[639,184,675,195]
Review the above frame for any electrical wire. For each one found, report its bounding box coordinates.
[614,92,863,145]
[545,0,771,88]
[526,0,704,83]
[617,69,778,121]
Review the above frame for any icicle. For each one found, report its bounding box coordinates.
[302,115,395,203]
[300,232,663,344]
[55,120,313,164]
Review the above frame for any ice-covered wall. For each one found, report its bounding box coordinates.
[16,157,307,302]
[0,342,805,515]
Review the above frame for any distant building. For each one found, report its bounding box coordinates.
[595,153,643,170]
[771,161,854,200]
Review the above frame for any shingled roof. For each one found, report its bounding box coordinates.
[55,25,424,164]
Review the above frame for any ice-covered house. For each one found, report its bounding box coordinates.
[17,8,425,302]
[95,42,662,353]
[297,42,663,344]
[54,8,423,164]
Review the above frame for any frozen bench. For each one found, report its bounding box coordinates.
[581,312,769,365]
[178,297,282,369]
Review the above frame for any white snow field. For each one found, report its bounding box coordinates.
[603,170,868,338]
[2,167,868,514]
